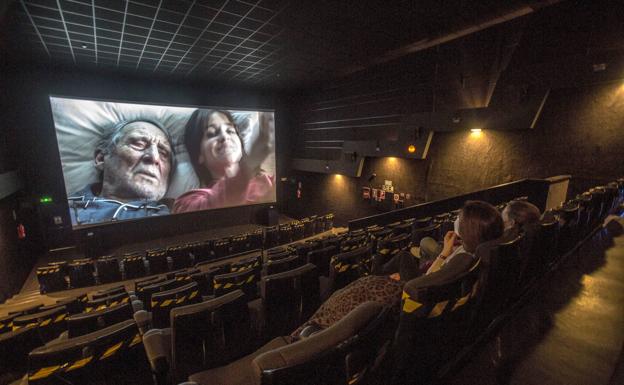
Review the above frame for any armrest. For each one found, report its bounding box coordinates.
[131,298,144,313]
[143,328,172,375]
[134,310,152,335]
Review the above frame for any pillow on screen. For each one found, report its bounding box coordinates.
[50,97,270,200]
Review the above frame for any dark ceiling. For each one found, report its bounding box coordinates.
[3,0,570,89]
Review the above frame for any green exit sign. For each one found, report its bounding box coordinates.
[39,196,53,204]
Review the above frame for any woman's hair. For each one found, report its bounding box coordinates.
[504,200,541,227]
[458,200,504,253]
[184,109,244,184]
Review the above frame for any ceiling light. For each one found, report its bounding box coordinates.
[470,128,482,133]
[407,144,416,153]
[81,44,87,49]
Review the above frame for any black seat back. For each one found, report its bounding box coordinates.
[170,290,252,381]
[91,285,126,301]
[261,264,320,338]
[306,245,337,277]
[36,265,67,293]
[84,292,130,312]
[214,268,258,300]
[96,256,121,284]
[0,325,41,376]
[147,248,169,274]
[138,279,183,311]
[27,319,144,385]
[329,245,373,293]
[474,233,525,329]
[68,260,95,288]
[279,223,293,244]
[412,223,442,244]
[168,244,194,269]
[12,306,68,343]
[324,213,334,231]
[265,254,301,276]
[67,302,134,338]
[393,257,481,383]
[230,254,263,280]
[265,226,280,248]
[230,234,250,254]
[150,282,201,328]
[122,252,146,279]
[292,221,305,241]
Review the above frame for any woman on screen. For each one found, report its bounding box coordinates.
[173,109,274,213]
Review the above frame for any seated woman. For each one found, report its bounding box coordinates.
[173,109,274,213]
[416,199,541,273]
[291,200,504,338]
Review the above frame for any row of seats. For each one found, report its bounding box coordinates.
[174,180,623,385]
[35,213,334,293]
[10,180,622,384]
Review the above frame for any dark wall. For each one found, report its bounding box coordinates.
[5,63,293,254]
[284,79,624,225]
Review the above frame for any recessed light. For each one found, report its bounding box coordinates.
[81,44,88,49]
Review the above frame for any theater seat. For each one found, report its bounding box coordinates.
[11,306,68,344]
[26,319,146,385]
[96,256,121,284]
[142,290,253,384]
[0,325,41,380]
[150,282,201,328]
[122,252,146,279]
[36,264,67,293]
[265,226,279,248]
[68,259,96,288]
[147,249,170,274]
[187,301,389,385]
[213,268,258,301]
[392,256,481,384]
[264,255,301,276]
[327,245,372,295]
[254,264,320,339]
[66,302,134,338]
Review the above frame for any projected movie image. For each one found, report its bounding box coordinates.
[50,97,276,228]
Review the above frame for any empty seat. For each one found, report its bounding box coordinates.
[306,245,337,277]
[230,234,249,254]
[190,240,213,265]
[340,234,368,252]
[301,218,313,238]
[248,229,264,250]
[36,265,67,293]
[230,254,263,280]
[142,290,253,383]
[328,245,373,293]
[265,254,301,276]
[91,285,126,301]
[266,249,292,262]
[96,256,121,284]
[147,248,169,274]
[391,221,413,236]
[293,241,320,260]
[39,297,84,315]
[84,292,130,313]
[214,268,258,301]
[122,252,146,279]
[135,275,166,293]
[168,244,194,270]
[412,222,441,244]
[313,216,325,234]
[27,319,146,385]
[278,223,293,244]
[68,259,96,288]
[556,201,580,254]
[259,264,320,338]
[324,213,334,231]
[12,306,68,344]
[150,282,201,328]
[292,221,304,240]
[67,302,134,338]
[187,301,389,385]
[138,279,184,312]
[213,238,232,259]
[0,325,41,379]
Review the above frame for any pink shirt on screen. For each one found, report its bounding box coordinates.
[173,174,274,213]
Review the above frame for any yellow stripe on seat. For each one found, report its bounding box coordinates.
[175,296,186,304]
[54,314,67,323]
[100,341,123,360]
[224,283,233,289]
[428,300,449,318]
[65,356,93,372]
[451,293,470,311]
[214,283,222,289]
[29,365,62,380]
[401,292,423,313]
[160,299,174,307]
[246,275,254,283]
[339,265,349,273]
[39,318,52,327]
[189,291,198,299]
[129,333,142,347]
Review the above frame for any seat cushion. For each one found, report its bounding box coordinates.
[188,336,289,385]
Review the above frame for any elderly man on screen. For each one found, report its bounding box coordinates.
[68,119,175,225]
